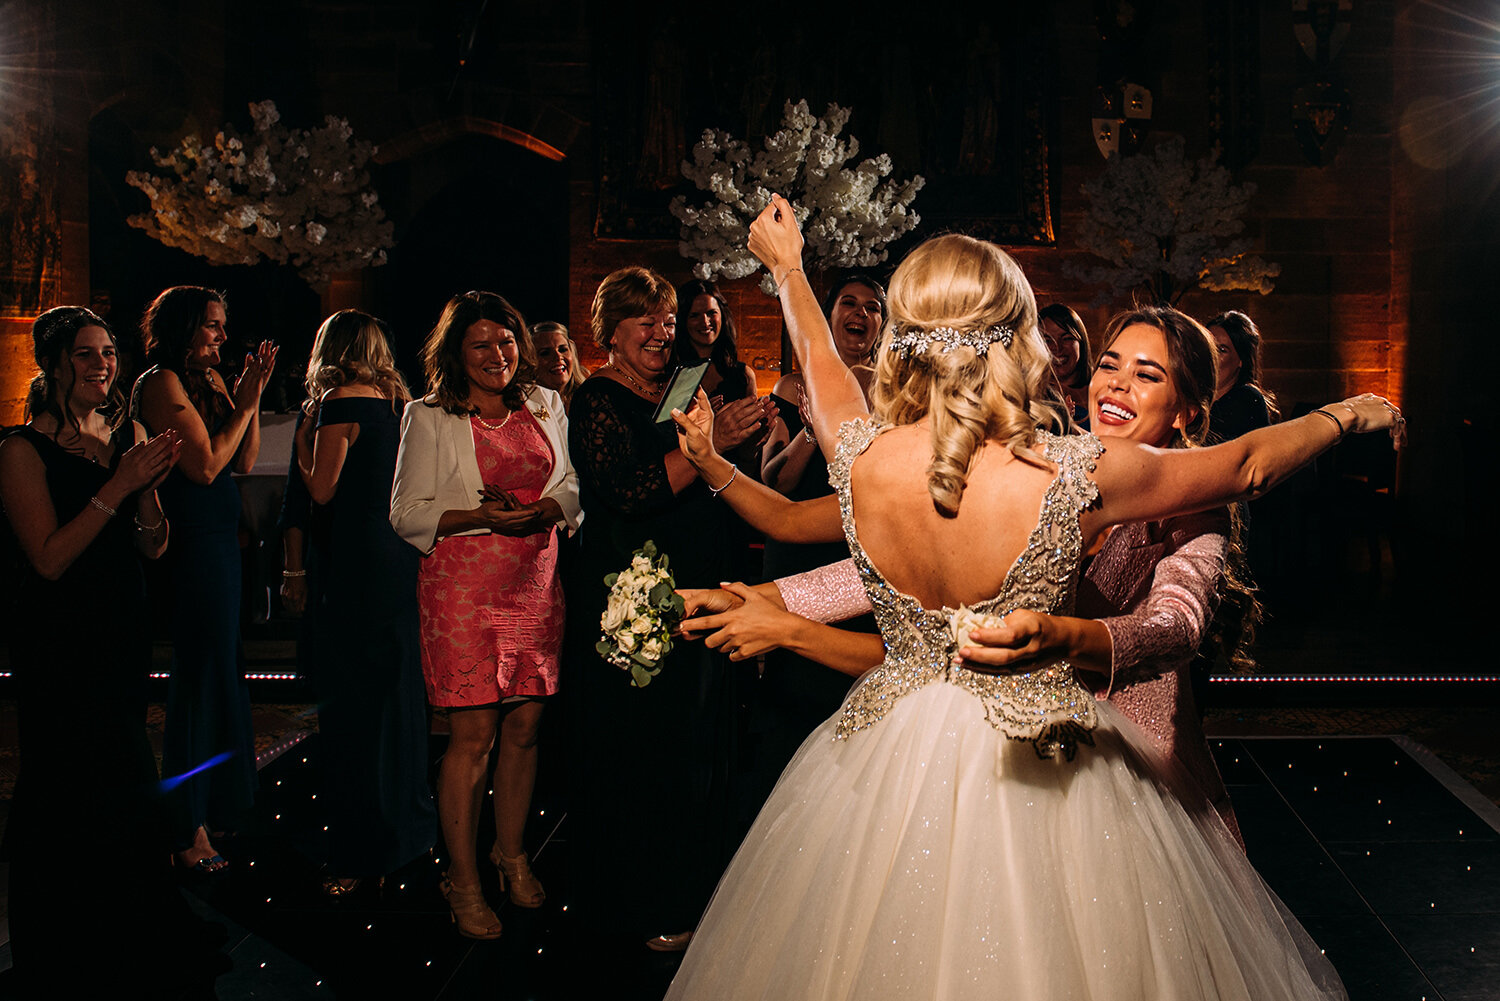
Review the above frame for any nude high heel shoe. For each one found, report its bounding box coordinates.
[490,847,545,908]
[440,876,503,939]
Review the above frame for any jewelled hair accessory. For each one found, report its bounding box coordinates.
[886,323,1014,357]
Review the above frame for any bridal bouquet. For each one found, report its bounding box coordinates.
[596,541,686,688]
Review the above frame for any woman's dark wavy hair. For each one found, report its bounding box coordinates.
[1205,309,1280,421]
[1098,303,1263,673]
[26,306,126,437]
[140,285,230,426]
[421,291,537,415]
[672,278,745,387]
[1039,302,1091,390]
[822,273,888,365]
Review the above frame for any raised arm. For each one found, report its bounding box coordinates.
[748,195,870,452]
[1087,395,1404,535]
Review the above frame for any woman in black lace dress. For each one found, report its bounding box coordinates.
[565,267,762,953]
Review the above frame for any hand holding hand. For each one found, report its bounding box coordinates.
[677,582,789,661]
[478,496,543,535]
[676,586,745,624]
[479,485,523,510]
[747,194,806,287]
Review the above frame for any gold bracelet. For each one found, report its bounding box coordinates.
[775,267,804,295]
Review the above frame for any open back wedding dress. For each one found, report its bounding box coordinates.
[665,420,1346,1001]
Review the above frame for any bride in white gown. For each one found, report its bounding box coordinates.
[663,196,1403,1001]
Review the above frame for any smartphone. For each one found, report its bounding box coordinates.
[652,360,712,423]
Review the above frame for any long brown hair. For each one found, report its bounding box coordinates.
[1205,310,1280,420]
[26,306,126,438]
[420,291,536,415]
[140,286,231,427]
[1097,303,1262,672]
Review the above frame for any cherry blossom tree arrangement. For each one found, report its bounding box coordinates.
[126,100,394,287]
[671,100,925,294]
[1066,136,1280,306]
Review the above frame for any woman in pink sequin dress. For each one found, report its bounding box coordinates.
[680,306,1256,842]
[390,291,580,940]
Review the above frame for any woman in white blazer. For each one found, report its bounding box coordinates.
[390,291,579,940]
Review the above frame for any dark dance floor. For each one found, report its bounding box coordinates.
[4,728,1486,1000]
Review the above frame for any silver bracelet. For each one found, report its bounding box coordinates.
[282,569,308,578]
[89,495,117,518]
[708,466,739,497]
[134,511,165,532]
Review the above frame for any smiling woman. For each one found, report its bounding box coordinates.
[390,290,580,940]
[564,267,754,952]
[131,285,278,874]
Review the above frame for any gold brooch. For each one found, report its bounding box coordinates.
[531,406,549,421]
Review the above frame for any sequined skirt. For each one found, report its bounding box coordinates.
[665,682,1346,1001]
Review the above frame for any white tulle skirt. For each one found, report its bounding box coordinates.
[666,682,1345,1001]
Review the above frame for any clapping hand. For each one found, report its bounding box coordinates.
[713,395,775,452]
[111,429,182,494]
[233,340,279,406]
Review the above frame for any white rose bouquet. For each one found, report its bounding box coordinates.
[596,540,686,688]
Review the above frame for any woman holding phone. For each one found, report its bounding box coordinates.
[564,267,758,953]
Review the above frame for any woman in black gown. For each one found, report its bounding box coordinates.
[565,267,764,954]
[0,306,222,993]
[290,309,435,893]
[132,286,277,872]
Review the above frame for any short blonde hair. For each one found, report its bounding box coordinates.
[590,267,677,350]
[870,234,1053,516]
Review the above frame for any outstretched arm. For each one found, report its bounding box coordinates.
[748,194,870,453]
[1088,395,1405,536]
[680,582,884,677]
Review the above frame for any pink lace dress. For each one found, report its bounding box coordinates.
[417,412,563,706]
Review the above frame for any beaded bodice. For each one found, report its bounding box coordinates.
[831,419,1103,757]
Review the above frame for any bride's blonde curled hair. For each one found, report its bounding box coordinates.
[870,234,1054,517]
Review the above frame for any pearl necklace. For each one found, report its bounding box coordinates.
[473,409,512,431]
[608,363,664,399]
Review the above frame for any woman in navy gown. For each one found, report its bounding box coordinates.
[291,309,435,893]
[132,286,277,872]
